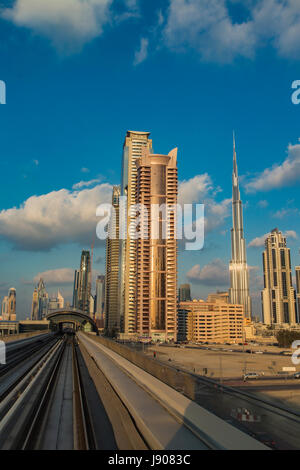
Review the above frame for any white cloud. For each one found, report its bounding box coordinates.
[72,178,102,189]
[187,258,229,286]
[133,37,149,65]
[248,229,297,247]
[163,0,300,63]
[1,0,136,53]
[178,174,231,235]
[272,207,300,219]
[178,174,213,204]
[0,183,112,251]
[257,200,268,208]
[245,140,300,192]
[33,268,75,285]
[284,230,298,240]
[248,233,268,247]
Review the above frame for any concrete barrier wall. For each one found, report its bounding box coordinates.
[1,330,49,343]
[90,336,198,401]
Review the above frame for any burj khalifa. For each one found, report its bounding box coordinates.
[229,134,251,319]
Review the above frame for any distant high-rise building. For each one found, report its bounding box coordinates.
[229,134,251,319]
[8,288,16,321]
[105,186,120,334]
[37,279,49,319]
[207,291,229,304]
[1,296,9,320]
[179,284,191,302]
[31,279,48,320]
[119,131,153,335]
[262,229,297,325]
[135,148,178,342]
[72,270,80,308]
[78,251,91,315]
[296,267,300,323]
[89,295,95,317]
[95,275,105,321]
[31,288,39,320]
[48,290,64,314]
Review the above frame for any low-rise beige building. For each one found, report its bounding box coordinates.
[179,300,243,344]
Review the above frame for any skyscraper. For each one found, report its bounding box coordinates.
[262,229,297,325]
[8,288,16,321]
[77,251,91,315]
[31,279,48,320]
[296,267,300,323]
[179,284,191,302]
[31,288,39,320]
[37,279,49,319]
[135,148,178,342]
[95,275,105,321]
[229,134,251,318]
[119,131,153,336]
[72,270,80,308]
[48,290,64,314]
[105,186,121,334]
[1,296,9,320]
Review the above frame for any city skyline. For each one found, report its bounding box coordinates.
[0,1,300,319]
[1,128,300,320]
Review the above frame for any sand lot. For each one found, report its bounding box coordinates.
[148,345,299,379]
[146,345,300,412]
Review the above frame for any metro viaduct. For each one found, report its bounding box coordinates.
[46,308,99,334]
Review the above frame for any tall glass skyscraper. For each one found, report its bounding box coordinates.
[229,134,251,319]
[179,284,192,302]
[95,275,105,321]
[77,251,91,315]
[119,131,153,336]
[105,186,120,333]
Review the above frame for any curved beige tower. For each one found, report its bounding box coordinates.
[135,148,178,342]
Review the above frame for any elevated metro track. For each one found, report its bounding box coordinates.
[1,331,292,450]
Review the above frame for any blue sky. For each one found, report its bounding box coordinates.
[0,0,300,319]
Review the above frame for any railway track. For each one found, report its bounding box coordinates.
[0,334,60,401]
[0,335,98,450]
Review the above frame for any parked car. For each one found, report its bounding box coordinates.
[243,372,259,381]
[255,351,263,354]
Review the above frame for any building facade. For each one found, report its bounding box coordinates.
[1,296,9,320]
[262,229,297,325]
[229,135,251,318]
[179,284,191,302]
[296,267,300,323]
[135,149,178,342]
[95,275,105,323]
[207,291,229,304]
[179,300,244,344]
[119,131,153,335]
[31,288,39,321]
[8,288,16,321]
[105,186,121,334]
[77,251,91,315]
[72,270,80,309]
[48,290,64,314]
